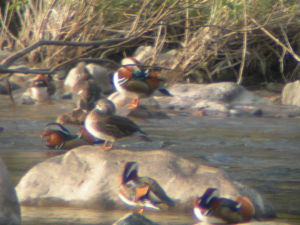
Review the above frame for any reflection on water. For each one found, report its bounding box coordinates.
[0,98,300,224]
[21,206,195,225]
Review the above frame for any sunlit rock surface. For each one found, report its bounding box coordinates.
[113,212,159,225]
[156,83,268,116]
[281,80,300,106]
[108,91,168,119]
[0,158,21,225]
[16,147,274,219]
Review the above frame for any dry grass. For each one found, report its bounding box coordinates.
[1,0,300,85]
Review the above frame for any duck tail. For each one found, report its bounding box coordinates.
[138,130,152,142]
[158,88,173,96]
[236,196,255,221]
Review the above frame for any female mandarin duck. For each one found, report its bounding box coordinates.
[193,188,255,224]
[84,98,149,150]
[64,62,91,92]
[118,161,174,213]
[66,62,102,111]
[113,57,172,109]
[78,126,104,145]
[29,74,55,102]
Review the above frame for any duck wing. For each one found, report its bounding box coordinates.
[123,79,153,96]
[137,177,174,209]
[99,115,146,138]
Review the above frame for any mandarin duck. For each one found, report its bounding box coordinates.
[118,161,174,213]
[40,122,79,150]
[64,62,90,92]
[193,188,255,224]
[84,98,149,150]
[65,62,101,110]
[113,57,172,109]
[41,122,103,150]
[28,74,55,102]
[73,79,101,111]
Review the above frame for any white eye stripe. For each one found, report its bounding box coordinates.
[118,78,128,85]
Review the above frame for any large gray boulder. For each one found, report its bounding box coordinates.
[16,147,274,219]
[156,83,267,114]
[0,158,21,225]
[281,80,300,106]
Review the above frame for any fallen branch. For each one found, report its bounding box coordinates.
[0,37,131,68]
[0,67,52,74]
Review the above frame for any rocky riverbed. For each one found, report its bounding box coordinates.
[0,80,300,225]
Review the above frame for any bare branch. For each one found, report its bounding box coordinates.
[250,17,300,63]
[0,67,52,74]
[1,37,132,68]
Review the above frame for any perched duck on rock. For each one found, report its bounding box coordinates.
[84,98,149,150]
[118,161,174,213]
[113,57,172,109]
[193,187,255,224]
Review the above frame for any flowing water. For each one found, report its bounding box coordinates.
[0,97,300,225]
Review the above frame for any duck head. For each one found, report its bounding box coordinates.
[41,129,67,149]
[119,57,148,79]
[194,187,219,209]
[31,74,48,88]
[95,98,116,115]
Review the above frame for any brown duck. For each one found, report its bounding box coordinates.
[84,98,149,150]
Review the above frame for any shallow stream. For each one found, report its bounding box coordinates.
[0,97,299,225]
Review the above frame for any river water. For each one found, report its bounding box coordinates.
[0,97,299,225]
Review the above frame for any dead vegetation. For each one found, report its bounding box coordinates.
[1,0,300,86]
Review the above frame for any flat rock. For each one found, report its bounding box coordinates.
[156,83,268,114]
[0,158,21,225]
[16,147,274,220]
[113,212,159,225]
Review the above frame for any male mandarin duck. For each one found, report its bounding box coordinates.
[118,161,174,213]
[29,74,55,102]
[113,57,172,109]
[41,122,104,150]
[40,122,79,150]
[193,188,255,224]
[84,98,149,150]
